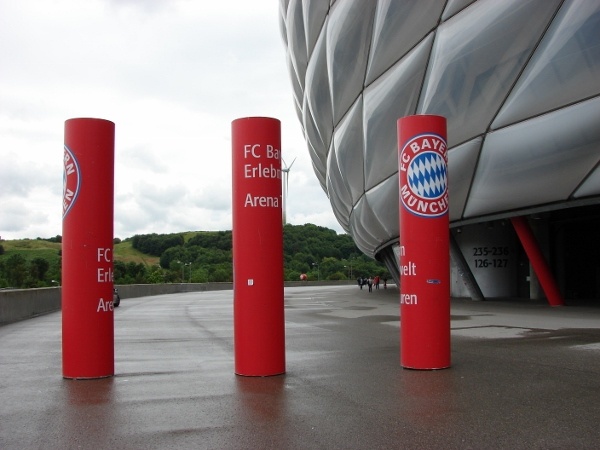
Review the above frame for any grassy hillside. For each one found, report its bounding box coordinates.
[0,238,159,266]
[0,239,62,267]
[0,239,159,267]
[113,240,160,266]
[1,238,61,253]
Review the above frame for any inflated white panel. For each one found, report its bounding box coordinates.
[326,140,353,213]
[447,138,482,221]
[332,97,365,203]
[465,97,600,217]
[285,0,308,91]
[365,0,444,85]
[493,0,600,129]
[349,197,385,257]
[364,175,400,240]
[441,0,476,21]
[574,164,600,200]
[304,28,332,159]
[419,0,561,147]
[302,0,329,60]
[363,36,433,191]
[326,0,376,124]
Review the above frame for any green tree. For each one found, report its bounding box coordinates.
[132,233,185,256]
[30,257,50,282]
[320,257,344,279]
[328,271,346,280]
[126,262,147,283]
[113,261,129,284]
[160,246,187,269]
[146,265,165,284]
[209,265,231,282]
[0,260,7,287]
[187,231,232,251]
[285,268,302,281]
[191,267,209,283]
[5,254,28,287]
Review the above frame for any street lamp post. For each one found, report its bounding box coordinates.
[186,262,192,283]
[178,261,191,283]
[344,264,353,280]
[312,262,320,281]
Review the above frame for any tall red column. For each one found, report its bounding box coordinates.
[62,118,115,379]
[232,117,285,376]
[511,216,564,306]
[398,115,450,370]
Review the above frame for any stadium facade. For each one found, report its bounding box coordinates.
[279,0,600,303]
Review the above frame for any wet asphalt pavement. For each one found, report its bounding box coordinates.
[1,285,600,449]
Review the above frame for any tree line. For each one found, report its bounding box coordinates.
[0,224,390,288]
[126,224,388,284]
[0,252,59,289]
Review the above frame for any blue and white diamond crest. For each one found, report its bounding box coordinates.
[407,152,447,199]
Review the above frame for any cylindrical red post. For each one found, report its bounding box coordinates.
[232,117,285,376]
[511,216,564,306]
[62,118,115,379]
[398,115,450,369]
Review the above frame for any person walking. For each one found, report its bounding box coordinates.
[367,277,373,292]
[357,277,363,289]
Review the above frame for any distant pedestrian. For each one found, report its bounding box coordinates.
[374,275,380,290]
[357,277,363,289]
[367,277,373,292]
[383,278,387,289]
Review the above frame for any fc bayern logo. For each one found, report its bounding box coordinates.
[399,133,448,218]
[63,145,81,218]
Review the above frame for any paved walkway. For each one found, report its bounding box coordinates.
[1,285,600,449]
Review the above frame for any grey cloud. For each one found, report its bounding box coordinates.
[119,146,167,174]
[190,186,231,211]
[0,203,30,232]
[0,199,53,237]
[132,181,188,211]
[0,168,30,197]
[0,157,59,198]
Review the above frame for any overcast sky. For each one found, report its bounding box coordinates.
[0,0,343,240]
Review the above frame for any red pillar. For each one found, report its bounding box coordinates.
[62,118,115,379]
[511,216,564,306]
[232,117,285,376]
[398,115,450,370]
